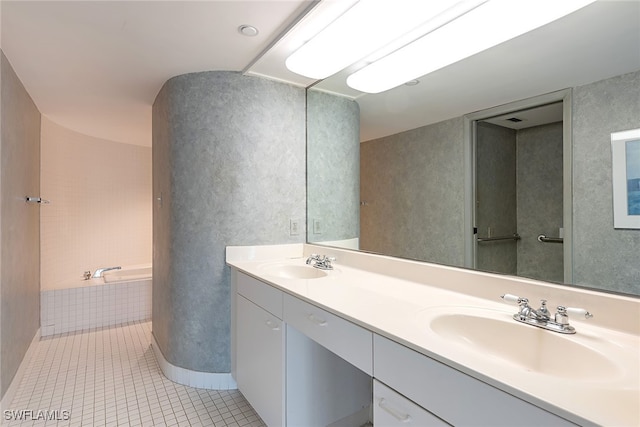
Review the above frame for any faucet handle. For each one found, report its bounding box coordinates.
[564,306,593,319]
[501,294,529,305]
[501,293,520,303]
[555,305,592,325]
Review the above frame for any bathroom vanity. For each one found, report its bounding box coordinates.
[227,244,639,427]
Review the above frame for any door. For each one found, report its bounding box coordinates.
[471,99,569,283]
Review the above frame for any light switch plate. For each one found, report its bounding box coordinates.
[290,219,301,236]
[313,218,323,235]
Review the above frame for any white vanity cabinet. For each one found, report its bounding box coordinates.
[235,273,285,427]
[235,272,371,427]
[232,268,580,427]
[373,335,576,427]
[373,380,450,426]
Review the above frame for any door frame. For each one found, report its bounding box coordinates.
[463,89,573,283]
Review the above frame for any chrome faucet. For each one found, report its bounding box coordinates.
[305,254,335,270]
[518,298,550,322]
[501,294,592,334]
[92,266,121,278]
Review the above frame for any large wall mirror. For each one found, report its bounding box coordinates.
[306,1,640,296]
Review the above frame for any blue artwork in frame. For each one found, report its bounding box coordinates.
[612,129,640,228]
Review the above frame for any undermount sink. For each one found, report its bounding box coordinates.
[426,308,620,380]
[258,262,328,279]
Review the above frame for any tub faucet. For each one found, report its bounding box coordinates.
[92,266,121,278]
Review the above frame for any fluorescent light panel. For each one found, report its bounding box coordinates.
[285,0,482,80]
[347,0,597,93]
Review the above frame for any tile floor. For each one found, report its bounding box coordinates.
[6,321,266,427]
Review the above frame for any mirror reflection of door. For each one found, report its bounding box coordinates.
[475,102,564,283]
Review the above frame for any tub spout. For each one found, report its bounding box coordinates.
[92,266,121,278]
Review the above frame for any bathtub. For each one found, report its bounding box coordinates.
[40,264,153,336]
[103,265,152,283]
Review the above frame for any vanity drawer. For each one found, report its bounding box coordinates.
[284,294,373,375]
[237,272,283,319]
[373,334,576,426]
[374,380,450,426]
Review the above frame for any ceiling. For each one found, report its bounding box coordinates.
[1,1,639,147]
[0,0,314,146]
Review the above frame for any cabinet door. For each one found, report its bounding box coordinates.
[374,380,450,427]
[237,295,285,427]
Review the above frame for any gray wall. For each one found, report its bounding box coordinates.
[0,51,41,399]
[476,122,517,275]
[153,71,306,373]
[517,122,564,283]
[360,117,465,267]
[307,90,360,243]
[573,70,640,294]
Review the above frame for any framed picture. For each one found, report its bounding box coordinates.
[611,128,640,229]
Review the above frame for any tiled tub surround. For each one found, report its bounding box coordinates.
[41,278,152,337]
[227,243,639,427]
[40,117,152,293]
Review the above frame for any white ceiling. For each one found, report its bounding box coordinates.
[1,1,639,146]
[0,0,313,146]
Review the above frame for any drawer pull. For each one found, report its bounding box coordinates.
[265,319,280,331]
[308,313,328,327]
[379,398,412,423]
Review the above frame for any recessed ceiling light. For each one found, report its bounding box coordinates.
[238,25,259,37]
[405,80,420,86]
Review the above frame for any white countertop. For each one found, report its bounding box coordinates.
[227,244,640,427]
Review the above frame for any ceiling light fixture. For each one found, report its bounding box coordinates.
[285,0,486,80]
[238,25,259,37]
[347,0,597,93]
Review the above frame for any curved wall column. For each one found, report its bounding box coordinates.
[307,89,360,245]
[152,71,306,374]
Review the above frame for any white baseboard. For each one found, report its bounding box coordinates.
[0,328,41,418]
[150,332,237,390]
